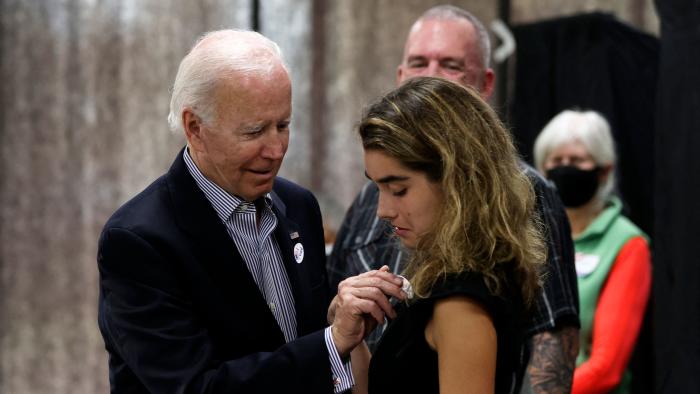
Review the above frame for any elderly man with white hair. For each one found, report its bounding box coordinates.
[97,30,405,394]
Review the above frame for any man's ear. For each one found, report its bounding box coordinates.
[480,68,496,100]
[396,64,404,86]
[182,109,204,150]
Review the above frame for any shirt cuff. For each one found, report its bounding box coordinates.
[324,327,355,393]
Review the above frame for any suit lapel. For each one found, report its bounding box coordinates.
[271,192,315,336]
[166,149,285,346]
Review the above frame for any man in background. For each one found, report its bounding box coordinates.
[328,5,580,393]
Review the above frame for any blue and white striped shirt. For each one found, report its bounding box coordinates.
[184,149,353,392]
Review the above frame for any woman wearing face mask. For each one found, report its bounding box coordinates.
[334,77,545,394]
[534,109,651,394]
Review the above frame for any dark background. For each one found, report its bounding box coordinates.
[506,2,700,392]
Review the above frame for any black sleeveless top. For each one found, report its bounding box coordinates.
[368,271,528,394]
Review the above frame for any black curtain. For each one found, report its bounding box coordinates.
[509,12,657,237]
[508,12,659,393]
[653,1,700,393]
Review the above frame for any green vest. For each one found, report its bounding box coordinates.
[574,198,647,393]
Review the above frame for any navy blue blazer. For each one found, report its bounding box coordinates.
[97,149,333,393]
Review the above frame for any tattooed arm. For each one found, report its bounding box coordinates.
[524,325,579,394]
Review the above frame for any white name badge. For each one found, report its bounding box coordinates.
[575,252,600,277]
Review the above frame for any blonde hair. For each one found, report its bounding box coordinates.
[359,77,544,305]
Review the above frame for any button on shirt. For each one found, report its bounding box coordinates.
[184,149,353,392]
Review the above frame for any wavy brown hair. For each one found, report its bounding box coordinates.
[359,77,544,305]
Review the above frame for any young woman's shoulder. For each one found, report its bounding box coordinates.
[426,272,508,320]
[424,291,498,393]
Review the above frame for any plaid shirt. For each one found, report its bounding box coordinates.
[327,161,580,351]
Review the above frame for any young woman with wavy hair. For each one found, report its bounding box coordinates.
[341,76,545,394]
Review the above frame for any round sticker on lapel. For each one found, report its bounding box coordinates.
[293,243,304,264]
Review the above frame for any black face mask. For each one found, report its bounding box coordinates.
[546,165,600,208]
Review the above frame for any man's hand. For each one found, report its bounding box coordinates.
[526,325,579,394]
[329,266,406,358]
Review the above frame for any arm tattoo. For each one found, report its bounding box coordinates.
[525,325,579,394]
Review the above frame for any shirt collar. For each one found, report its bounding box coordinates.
[183,147,273,223]
[575,197,622,241]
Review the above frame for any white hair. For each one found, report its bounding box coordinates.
[417,5,492,69]
[533,109,617,204]
[167,29,287,134]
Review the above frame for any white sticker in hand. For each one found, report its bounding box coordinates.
[397,275,414,299]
